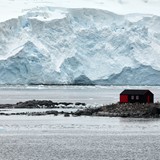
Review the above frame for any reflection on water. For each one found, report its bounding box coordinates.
[0,116,160,160]
[120,117,160,123]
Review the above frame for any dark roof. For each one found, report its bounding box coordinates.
[120,89,153,95]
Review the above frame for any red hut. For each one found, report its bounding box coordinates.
[120,89,154,103]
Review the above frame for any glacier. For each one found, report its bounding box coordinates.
[0,7,160,85]
[1,0,160,22]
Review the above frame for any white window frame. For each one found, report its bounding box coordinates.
[131,96,134,100]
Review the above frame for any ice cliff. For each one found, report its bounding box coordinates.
[0,7,160,85]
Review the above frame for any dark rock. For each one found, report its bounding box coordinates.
[74,107,101,116]
[73,103,160,118]
[28,112,46,116]
[58,102,73,106]
[75,102,86,106]
[64,113,70,117]
[0,104,13,108]
[15,100,59,108]
[45,110,58,116]
[74,110,83,116]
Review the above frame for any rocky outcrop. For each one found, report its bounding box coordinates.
[0,100,86,109]
[1,100,160,118]
[0,110,59,116]
[74,103,160,118]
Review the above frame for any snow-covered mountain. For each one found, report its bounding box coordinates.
[0,6,160,85]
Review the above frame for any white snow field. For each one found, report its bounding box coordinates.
[0,0,160,85]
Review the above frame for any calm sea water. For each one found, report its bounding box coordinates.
[0,85,160,160]
[0,85,160,104]
[0,116,160,160]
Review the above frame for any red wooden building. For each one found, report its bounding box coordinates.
[120,89,154,103]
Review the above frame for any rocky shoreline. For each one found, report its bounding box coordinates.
[0,100,160,118]
[0,100,86,116]
[74,103,160,118]
[0,100,86,109]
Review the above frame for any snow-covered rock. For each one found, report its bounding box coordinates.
[0,7,160,85]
